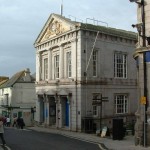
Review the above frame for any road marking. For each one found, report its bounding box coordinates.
[98,144,105,150]
[13,128,32,131]
[0,144,11,150]
[60,134,106,150]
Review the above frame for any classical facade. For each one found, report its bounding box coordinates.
[132,0,150,146]
[0,68,36,126]
[34,13,137,132]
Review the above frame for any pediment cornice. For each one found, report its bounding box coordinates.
[34,13,77,46]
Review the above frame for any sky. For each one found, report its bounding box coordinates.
[0,0,137,77]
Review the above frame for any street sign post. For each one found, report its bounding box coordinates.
[92,95,108,133]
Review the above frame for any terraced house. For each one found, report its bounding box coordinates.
[0,68,36,126]
[34,13,137,132]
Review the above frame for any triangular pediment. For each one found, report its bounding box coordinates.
[35,13,77,44]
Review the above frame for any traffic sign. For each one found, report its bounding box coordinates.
[140,96,146,105]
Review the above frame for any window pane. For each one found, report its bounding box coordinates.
[115,94,128,114]
[54,55,59,78]
[44,58,48,80]
[114,52,127,78]
[67,51,72,77]
[93,51,97,76]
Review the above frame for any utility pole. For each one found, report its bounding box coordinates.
[129,0,150,147]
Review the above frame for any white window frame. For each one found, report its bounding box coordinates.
[114,94,128,114]
[43,58,48,80]
[114,52,127,78]
[66,51,72,78]
[93,50,97,77]
[54,55,59,79]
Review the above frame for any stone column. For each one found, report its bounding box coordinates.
[43,100,47,125]
[55,94,59,128]
[36,52,42,81]
[48,49,52,80]
[36,95,41,123]
[71,39,77,79]
[46,99,50,126]
[59,45,64,79]
[67,94,72,130]
[58,96,62,128]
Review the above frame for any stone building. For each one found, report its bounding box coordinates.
[34,13,137,132]
[132,0,150,146]
[0,68,36,126]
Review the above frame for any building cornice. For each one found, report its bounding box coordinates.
[133,46,150,58]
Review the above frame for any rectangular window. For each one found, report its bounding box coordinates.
[92,93,101,116]
[114,52,127,78]
[115,94,128,114]
[93,106,97,116]
[54,55,59,79]
[66,51,72,77]
[93,51,97,76]
[44,58,48,80]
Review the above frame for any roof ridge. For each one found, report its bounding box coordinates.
[0,70,25,88]
[80,23,137,39]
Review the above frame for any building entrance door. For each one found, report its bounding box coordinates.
[62,97,69,127]
[65,100,69,127]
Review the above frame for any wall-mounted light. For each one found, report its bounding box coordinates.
[129,0,142,5]
[132,23,143,35]
[146,37,150,45]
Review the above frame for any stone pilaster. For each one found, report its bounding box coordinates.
[36,52,41,81]
[48,49,52,80]
[59,45,64,79]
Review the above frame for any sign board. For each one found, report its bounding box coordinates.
[101,126,107,137]
[92,101,102,105]
[140,96,146,105]
[92,97,108,106]
[147,118,150,125]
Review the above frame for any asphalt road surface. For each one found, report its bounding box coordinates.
[4,127,101,150]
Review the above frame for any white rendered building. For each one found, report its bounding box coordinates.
[0,68,36,126]
[34,13,138,132]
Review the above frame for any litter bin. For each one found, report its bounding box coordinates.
[112,118,124,140]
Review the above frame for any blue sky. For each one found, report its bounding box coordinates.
[0,0,137,77]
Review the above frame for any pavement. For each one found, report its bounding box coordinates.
[1,126,150,150]
[27,126,150,150]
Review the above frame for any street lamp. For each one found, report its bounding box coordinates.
[130,0,147,147]
[129,0,142,4]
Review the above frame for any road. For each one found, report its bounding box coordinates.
[4,127,101,150]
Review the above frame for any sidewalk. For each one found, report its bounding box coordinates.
[0,145,8,150]
[28,126,150,150]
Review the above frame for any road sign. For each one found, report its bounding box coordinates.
[92,101,102,105]
[140,96,146,105]
[92,97,108,105]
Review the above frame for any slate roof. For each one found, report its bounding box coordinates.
[54,14,137,40]
[80,23,137,40]
[35,13,137,45]
[0,71,24,88]
[0,70,35,89]
[0,79,9,87]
